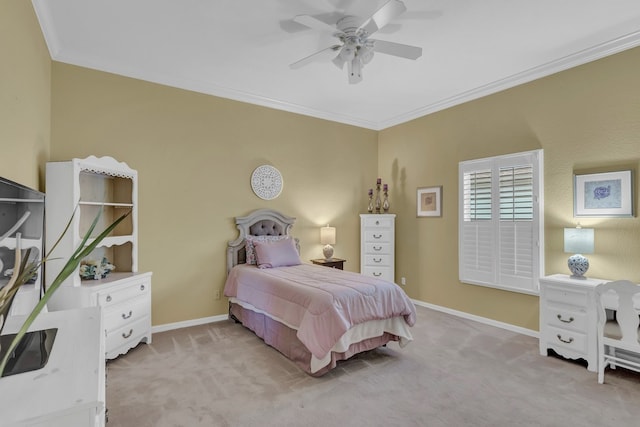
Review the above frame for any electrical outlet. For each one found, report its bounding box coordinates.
[401,277,406,286]
[214,290,221,300]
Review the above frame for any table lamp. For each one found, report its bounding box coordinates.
[320,225,336,259]
[564,226,594,279]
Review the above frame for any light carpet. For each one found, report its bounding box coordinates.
[106,305,640,426]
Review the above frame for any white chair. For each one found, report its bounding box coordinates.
[596,280,640,384]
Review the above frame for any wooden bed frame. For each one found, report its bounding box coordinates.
[225,208,398,376]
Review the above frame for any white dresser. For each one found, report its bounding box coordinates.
[52,271,152,360]
[45,156,152,359]
[360,214,395,282]
[538,274,607,372]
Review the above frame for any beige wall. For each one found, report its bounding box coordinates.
[0,0,50,190]
[7,3,640,331]
[50,63,378,325]
[379,47,640,330]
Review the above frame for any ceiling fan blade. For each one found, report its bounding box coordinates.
[289,45,342,69]
[370,39,422,60]
[359,0,406,36]
[293,14,339,34]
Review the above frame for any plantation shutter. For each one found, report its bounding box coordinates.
[460,165,494,284]
[459,150,543,294]
[498,164,535,290]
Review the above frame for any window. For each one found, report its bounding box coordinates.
[458,150,544,294]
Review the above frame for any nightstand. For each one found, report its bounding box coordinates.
[311,258,346,270]
[539,274,608,372]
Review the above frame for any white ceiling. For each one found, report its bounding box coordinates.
[33,0,640,130]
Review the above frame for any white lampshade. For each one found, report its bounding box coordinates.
[320,225,336,259]
[564,227,594,279]
[564,228,594,254]
[320,225,336,245]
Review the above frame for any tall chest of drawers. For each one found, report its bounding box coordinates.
[360,214,396,283]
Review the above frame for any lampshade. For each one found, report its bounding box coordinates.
[320,225,336,259]
[564,228,594,254]
[564,227,594,279]
[320,226,336,245]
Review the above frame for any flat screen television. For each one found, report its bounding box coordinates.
[0,176,46,376]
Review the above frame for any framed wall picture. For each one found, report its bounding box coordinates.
[417,186,442,217]
[574,170,634,217]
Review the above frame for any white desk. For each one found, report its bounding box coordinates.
[0,307,105,426]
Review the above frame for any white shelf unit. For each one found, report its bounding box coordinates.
[0,177,45,316]
[45,156,152,359]
[360,214,396,282]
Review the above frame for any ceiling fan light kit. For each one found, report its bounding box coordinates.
[289,0,422,84]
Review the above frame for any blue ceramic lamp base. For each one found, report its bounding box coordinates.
[568,254,589,279]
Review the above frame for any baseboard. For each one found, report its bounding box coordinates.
[151,299,539,339]
[411,299,539,339]
[152,314,228,334]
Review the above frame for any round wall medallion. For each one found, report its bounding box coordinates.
[251,165,283,200]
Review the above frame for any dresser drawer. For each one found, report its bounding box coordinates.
[363,229,392,243]
[364,254,392,267]
[547,325,587,354]
[362,216,394,228]
[97,279,150,307]
[545,305,587,332]
[364,242,392,255]
[544,286,589,307]
[103,294,150,333]
[106,315,150,352]
[362,266,393,282]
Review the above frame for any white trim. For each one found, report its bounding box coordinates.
[151,314,228,334]
[462,279,539,297]
[378,30,640,130]
[151,299,538,339]
[31,0,61,58]
[411,299,539,339]
[39,26,640,131]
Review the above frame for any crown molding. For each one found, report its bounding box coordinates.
[378,30,640,130]
[47,29,640,132]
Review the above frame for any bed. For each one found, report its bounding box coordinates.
[223,209,416,376]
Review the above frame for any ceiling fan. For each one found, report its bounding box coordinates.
[289,0,422,84]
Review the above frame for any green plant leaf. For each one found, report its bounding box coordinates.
[0,209,131,375]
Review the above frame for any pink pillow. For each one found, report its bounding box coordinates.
[253,238,301,269]
[245,235,289,265]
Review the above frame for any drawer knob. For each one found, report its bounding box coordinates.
[122,310,133,320]
[374,258,382,263]
[556,334,574,344]
[556,314,574,323]
[375,221,380,225]
[140,284,145,291]
[373,272,382,277]
[106,295,112,303]
[373,246,382,251]
[122,329,133,339]
[373,234,382,239]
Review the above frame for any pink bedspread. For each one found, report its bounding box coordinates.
[224,263,416,360]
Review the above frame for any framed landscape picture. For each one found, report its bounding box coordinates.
[574,170,633,217]
[417,186,442,217]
